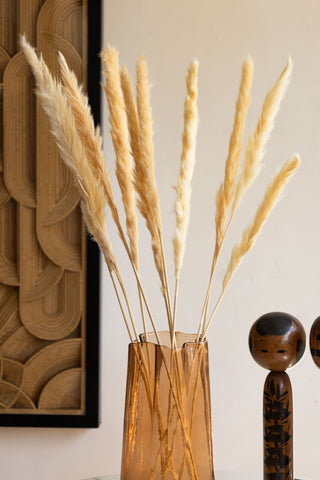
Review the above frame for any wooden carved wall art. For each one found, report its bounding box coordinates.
[0,0,101,427]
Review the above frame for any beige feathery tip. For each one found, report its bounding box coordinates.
[191,58,199,68]
[244,55,254,73]
[138,52,146,62]
[173,57,199,277]
[280,56,293,80]
[20,34,27,47]
[292,153,300,166]
[101,43,119,56]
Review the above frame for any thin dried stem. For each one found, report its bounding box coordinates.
[172,278,179,348]
[159,228,173,333]
[108,268,134,343]
[115,269,141,342]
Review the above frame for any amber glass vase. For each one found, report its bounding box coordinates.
[120,332,214,480]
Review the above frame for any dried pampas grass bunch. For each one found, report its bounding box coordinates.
[21,35,300,347]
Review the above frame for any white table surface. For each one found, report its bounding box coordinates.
[83,473,309,480]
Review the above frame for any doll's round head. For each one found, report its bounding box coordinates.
[249,312,305,371]
[310,316,320,368]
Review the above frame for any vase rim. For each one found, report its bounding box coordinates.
[131,330,208,350]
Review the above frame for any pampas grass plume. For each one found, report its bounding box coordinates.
[101,46,139,269]
[223,155,300,290]
[20,36,117,272]
[232,58,292,214]
[173,59,199,278]
[21,35,300,343]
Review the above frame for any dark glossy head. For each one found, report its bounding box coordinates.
[310,316,320,368]
[249,312,306,371]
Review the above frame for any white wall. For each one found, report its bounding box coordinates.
[1,1,320,479]
[102,1,320,479]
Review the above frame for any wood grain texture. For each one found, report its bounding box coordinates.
[4,52,36,207]
[23,338,82,402]
[0,285,20,344]
[38,368,82,409]
[19,206,63,303]
[0,47,11,206]
[19,0,44,46]
[0,0,88,415]
[0,172,10,208]
[36,29,83,271]
[0,0,17,56]
[263,372,293,480]
[1,326,50,363]
[0,200,18,286]
[38,0,83,56]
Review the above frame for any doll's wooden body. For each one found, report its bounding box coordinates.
[249,312,305,480]
[310,316,320,368]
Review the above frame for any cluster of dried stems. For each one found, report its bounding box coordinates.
[21,36,300,349]
[21,35,301,479]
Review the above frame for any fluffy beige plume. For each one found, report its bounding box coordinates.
[120,65,163,276]
[214,184,225,250]
[223,155,300,290]
[216,57,253,246]
[232,58,292,215]
[57,52,121,229]
[199,58,253,335]
[136,54,162,232]
[101,46,139,269]
[21,37,142,343]
[135,55,173,329]
[173,59,199,278]
[121,58,164,289]
[120,66,142,178]
[201,155,300,339]
[20,36,117,272]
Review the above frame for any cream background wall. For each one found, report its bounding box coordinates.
[1,1,320,479]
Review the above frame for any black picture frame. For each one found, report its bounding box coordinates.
[0,0,102,428]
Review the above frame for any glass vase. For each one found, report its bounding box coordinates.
[120,331,214,480]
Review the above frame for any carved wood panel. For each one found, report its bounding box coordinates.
[0,0,100,426]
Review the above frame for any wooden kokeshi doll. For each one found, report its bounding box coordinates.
[310,316,320,368]
[249,312,306,480]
